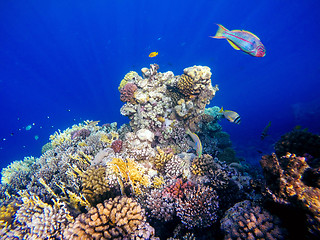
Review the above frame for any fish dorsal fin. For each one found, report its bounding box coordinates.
[241,30,260,40]
[226,39,241,50]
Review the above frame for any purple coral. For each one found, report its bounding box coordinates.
[176,185,219,229]
[71,129,91,140]
[120,83,137,103]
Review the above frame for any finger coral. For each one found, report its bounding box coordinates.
[64,196,158,239]
[220,200,287,240]
[9,194,72,239]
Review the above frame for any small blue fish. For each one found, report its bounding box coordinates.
[210,24,266,57]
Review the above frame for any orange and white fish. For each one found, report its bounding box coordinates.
[210,24,266,57]
[149,52,158,58]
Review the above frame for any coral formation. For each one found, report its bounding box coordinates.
[176,185,219,229]
[274,129,320,164]
[81,166,111,205]
[260,152,320,236]
[111,139,123,153]
[221,200,287,239]
[120,82,138,103]
[64,196,158,239]
[2,63,306,239]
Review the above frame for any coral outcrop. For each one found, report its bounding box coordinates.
[221,200,287,239]
[260,152,320,236]
[64,196,158,239]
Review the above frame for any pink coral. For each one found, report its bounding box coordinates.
[111,139,123,153]
[120,83,137,103]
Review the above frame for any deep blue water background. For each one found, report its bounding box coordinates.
[1,0,320,169]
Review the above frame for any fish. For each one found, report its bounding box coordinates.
[186,128,202,158]
[261,121,271,140]
[210,24,266,57]
[219,107,241,124]
[149,52,158,58]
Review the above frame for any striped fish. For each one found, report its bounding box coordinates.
[219,107,241,124]
[210,24,266,57]
[186,128,203,158]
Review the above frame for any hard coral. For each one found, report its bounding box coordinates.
[177,66,212,98]
[111,139,123,153]
[118,71,139,91]
[64,196,157,239]
[176,185,219,229]
[81,166,111,205]
[146,189,175,222]
[275,130,320,162]
[220,200,287,240]
[260,153,320,236]
[120,82,138,103]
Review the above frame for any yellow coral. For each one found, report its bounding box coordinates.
[109,157,150,195]
[1,156,36,185]
[153,176,165,188]
[100,131,119,144]
[118,71,139,91]
[152,147,173,170]
[0,202,19,228]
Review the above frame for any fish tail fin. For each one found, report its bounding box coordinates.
[210,24,228,39]
[219,107,224,113]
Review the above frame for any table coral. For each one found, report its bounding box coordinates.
[220,200,287,240]
[64,196,157,239]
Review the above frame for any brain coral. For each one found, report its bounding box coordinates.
[120,83,138,103]
[64,196,157,239]
[220,200,287,240]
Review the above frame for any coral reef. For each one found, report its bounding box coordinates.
[221,200,287,239]
[2,64,306,239]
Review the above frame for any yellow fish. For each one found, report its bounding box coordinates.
[149,52,158,58]
[219,107,241,124]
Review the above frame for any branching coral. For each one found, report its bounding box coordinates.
[11,193,72,239]
[220,200,287,240]
[109,157,150,195]
[151,147,173,171]
[64,196,157,239]
[146,189,175,222]
[176,185,219,229]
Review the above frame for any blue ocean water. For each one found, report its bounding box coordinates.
[0,0,319,170]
